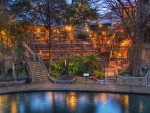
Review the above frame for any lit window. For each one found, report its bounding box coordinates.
[37,28,40,33]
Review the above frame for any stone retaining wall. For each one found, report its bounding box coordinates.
[49,76,76,84]
[88,77,104,84]
[0,80,25,86]
[116,75,147,86]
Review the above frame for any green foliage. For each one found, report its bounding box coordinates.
[94,71,104,79]
[68,62,80,76]
[51,55,101,76]
[12,45,24,55]
[119,70,130,76]
[83,54,101,75]
[0,43,13,55]
[51,62,64,76]
[142,66,149,73]
[139,72,145,77]
[59,0,99,27]
[65,55,85,75]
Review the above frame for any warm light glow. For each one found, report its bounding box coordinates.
[140,101,143,112]
[107,40,111,44]
[39,50,42,54]
[11,101,17,113]
[66,92,77,112]
[102,32,105,35]
[37,28,41,33]
[46,92,53,105]
[100,93,107,104]
[99,24,102,27]
[86,29,89,32]
[124,95,129,107]
[65,26,72,31]
[1,31,5,35]
[118,53,121,57]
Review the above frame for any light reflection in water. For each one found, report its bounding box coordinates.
[140,101,143,112]
[94,94,98,104]
[47,92,53,105]
[0,92,150,113]
[66,92,77,112]
[11,101,17,113]
[124,95,129,113]
[100,93,107,104]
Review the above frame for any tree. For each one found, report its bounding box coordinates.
[59,0,99,40]
[99,0,150,76]
[9,0,66,74]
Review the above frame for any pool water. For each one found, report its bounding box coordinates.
[0,92,150,113]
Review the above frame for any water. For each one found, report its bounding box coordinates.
[0,92,150,113]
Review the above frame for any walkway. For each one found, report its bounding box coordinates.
[1,79,150,94]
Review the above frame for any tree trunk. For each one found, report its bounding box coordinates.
[69,30,74,41]
[127,1,147,76]
[48,26,52,75]
[128,44,142,76]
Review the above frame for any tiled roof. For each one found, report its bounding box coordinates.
[91,12,112,25]
[115,1,136,8]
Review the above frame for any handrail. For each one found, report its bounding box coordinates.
[22,42,36,61]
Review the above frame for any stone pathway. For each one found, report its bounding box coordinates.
[1,79,150,94]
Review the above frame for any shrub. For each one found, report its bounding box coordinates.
[51,63,63,76]
[68,62,79,76]
[83,54,101,73]
[139,72,145,77]
[119,70,130,76]
[94,71,104,79]
[142,66,149,73]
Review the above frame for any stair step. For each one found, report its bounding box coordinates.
[105,76,116,83]
[27,61,48,82]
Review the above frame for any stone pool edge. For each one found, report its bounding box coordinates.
[0,83,150,95]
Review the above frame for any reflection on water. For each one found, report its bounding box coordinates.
[100,93,107,104]
[66,92,77,112]
[11,101,17,113]
[0,92,150,113]
[139,100,143,112]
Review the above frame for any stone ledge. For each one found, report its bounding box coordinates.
[49,76,76,84]
[88,77,104,84]
[0,80,25,86]
[116,75,147,86]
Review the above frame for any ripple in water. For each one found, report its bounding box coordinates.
[0,92,150,113]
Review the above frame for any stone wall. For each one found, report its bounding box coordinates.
[116,75,147,85]
[0,80,25,86]
[142,45,150,68]
[49,76,76,84]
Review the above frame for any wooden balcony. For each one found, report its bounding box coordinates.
[25,39,95,60]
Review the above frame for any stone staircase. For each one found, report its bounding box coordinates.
[105,76,116,84]
[108,58,116,68]
[27,61,49,82]
[105,68,116,84]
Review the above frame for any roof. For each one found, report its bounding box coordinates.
[91,12,112,25]
[114,1,136,8]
